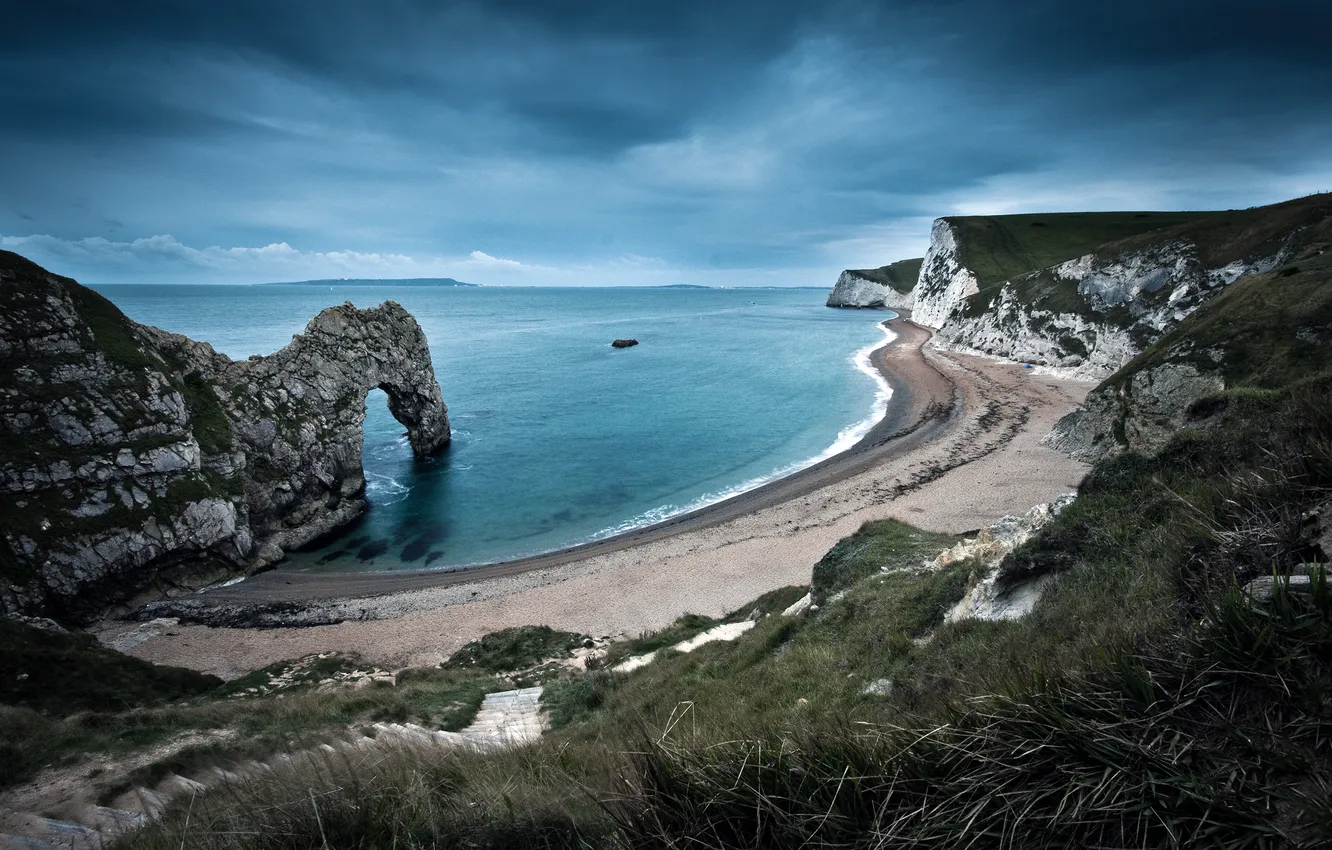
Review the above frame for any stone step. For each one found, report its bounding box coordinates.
[158,773,208,796]
[463,719,540,735]
[33,816,100,848]
[135,788,170,819]
[0,833,58,850]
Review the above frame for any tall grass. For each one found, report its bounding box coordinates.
[619,574,1330,848]
[119,379,1332,848]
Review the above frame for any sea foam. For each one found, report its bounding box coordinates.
[589,320,897,541]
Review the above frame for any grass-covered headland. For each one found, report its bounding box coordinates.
[94,371,1331,848]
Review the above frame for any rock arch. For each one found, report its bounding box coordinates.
[214,301,451,564]
[0,249,453,621]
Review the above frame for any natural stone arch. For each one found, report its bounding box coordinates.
[0,248,454,622]
[212,300,451,564]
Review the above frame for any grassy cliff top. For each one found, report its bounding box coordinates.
[943,210,1210,288]
[951,193,1332,321]
[846,257,923,292]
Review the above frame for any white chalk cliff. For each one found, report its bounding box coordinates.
[912,220,979,328]
[826,270,914,309]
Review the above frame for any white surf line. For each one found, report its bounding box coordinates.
[588,319,898,542]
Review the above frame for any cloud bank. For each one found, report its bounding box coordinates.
[2,1,1329,285]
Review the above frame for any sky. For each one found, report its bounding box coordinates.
[2,0,1330,286]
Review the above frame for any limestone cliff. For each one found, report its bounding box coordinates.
[826,258,921,309]
[1047,248,1332,462]
[919,195,1332,380]
[913,220,980,327]
[0,251,449,624]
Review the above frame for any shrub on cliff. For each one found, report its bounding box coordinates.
[0,618,221,715]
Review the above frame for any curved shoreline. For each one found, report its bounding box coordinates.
[112,325,1094,674]
[174,311,956,607]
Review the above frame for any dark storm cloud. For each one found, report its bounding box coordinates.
[1,1,1330,283]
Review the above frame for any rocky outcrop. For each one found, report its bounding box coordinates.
[935,495,1076,623]
[932,238,1291,379]
[826,270,914,309]
[916,196,1332,383]
[912,220,979,327]
[1045,364,1225,462]
[1042,207,1332,464]
[0,251,449,624]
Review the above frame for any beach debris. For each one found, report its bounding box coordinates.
[611,338,639,348]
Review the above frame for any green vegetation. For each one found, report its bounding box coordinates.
[61,280,158,374]
[121,371,1332,848]
[948,210,1207,290]
[179,370,233,454]
[0,618,220,716]
[444,625,589,673]
[213,652,380,698]
[0,646,504,793]
[956,193,1332,322]
[1101,251,1332,394]
[619,575,1331,849]
[849,257,922,292]
[597,585,808,669]
[810,518,958,601]
[7,217,1332,845]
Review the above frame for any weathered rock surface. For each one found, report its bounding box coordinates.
[1044,220,1332,464]
[940,495,1076,623]
[0,250,449,624]
[1045,364,1225,462]
[826,270,915,309]
[913,220,979,328]
[916,196,1332,382]
[933,237,1292,379]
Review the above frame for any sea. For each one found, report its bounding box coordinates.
[92,284,895,573]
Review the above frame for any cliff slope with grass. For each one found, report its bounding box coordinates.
[917,195,1332,378]
[0,251,449,624]
[105,198,1331,847]
[1048,243,1332,461]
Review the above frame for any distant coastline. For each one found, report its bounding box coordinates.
[259,277,480,287]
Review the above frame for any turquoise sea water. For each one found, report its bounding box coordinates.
[93,285,894,572]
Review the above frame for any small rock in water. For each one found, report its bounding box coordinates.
[611,339,639,348]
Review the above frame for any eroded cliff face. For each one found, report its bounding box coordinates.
[1045,233,1332,464]
[933,238,1291,379]
[916,197,1332,381]
[0,251,449,623]
[912,220,980,328]
[826,270,915,309]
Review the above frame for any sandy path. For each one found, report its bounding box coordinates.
[103,323,1093,679]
